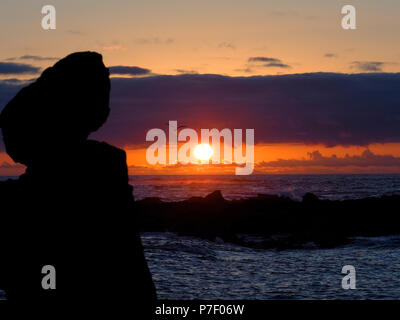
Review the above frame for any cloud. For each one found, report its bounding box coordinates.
[218,42,236,49]
[248,57,280,63]
[174,69,198,75]
[350,61,387,72]
[102,45,126,51]
[324,53,338,58]
[270,10,299,17]
[109,66,151,76]
[6,55,59,62]
[134,37,174,45]
[0,78,35,85]
[2,72,400,149]
[0,62,41,75]
[256,150,400,168]
[234,67,253,73]
[248,57,291,69]
[86,72,400,148]
[263,62,291,69]
[66,30,85,36]
[20,55,58,61]
[270,10,317,21]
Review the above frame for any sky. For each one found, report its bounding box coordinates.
[1,0,400,175]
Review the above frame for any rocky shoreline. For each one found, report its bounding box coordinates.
[136,190,400,250]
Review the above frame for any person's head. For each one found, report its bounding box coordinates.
[0,51,110,166]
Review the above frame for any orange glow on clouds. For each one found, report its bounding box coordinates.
[2,142,400,176]
[122,142,400,175]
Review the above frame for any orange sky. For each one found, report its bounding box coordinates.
[123,142,400,175]
[1,1,400,176]
[1,1,400,77]
[2,142,400,176]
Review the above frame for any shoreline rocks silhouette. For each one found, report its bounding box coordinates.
[0,52,156,313]
[136,190,400,250]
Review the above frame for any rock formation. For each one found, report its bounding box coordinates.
[0,52,156,313]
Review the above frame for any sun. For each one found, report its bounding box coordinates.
[194,144,213,161]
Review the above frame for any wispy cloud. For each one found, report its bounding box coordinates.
[270,10,299,17]
[134,37,174,45]
[248,57,280,63]
[263,62,291,69]
[0,62,41,75]
[324,53,338,58]
[109,66,151,76]
[350,61,388,72]
[248,56,291,69]
[174,69,198,74]
[218,42,236,50]
[0,78,35,85]
[270,10,318,21]
[102,45,127,51]
[234,67,253,73]
[66,30,85,36]
[6,55,59,62]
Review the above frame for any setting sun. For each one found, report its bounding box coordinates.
[194,144,213,161]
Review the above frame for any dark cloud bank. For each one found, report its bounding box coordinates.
[0,62,41,75]
[257,150,400,168]
[1,72,400,151]
[109,66,151,76]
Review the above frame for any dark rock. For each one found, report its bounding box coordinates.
[302,192,319,203]
[187,190,225,203]
[136,190,400,250]
[0,52,156,312]
[0,51,110,166]
[204,190,225,202]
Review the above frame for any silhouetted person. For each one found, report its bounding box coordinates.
[0,52,156,313]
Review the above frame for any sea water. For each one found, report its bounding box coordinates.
[2,174,400,299]
[143,232,400,299]
[134,174,400,299]
[131,174,400,201]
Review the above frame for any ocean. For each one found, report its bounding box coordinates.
[130,174,400,201]
[142,232,400,299]
[2,174,400,299]
[132,174,400,299]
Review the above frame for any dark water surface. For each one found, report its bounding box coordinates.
[137,175,400,299]
[143,233,400,299]
[131,174,400,201]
